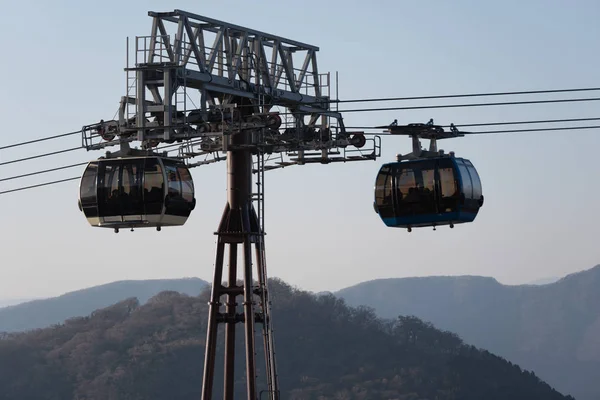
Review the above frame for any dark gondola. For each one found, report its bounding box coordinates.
[78,156,196,232]
[374,154,483,231]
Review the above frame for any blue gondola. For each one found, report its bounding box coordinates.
[374,154,483,231]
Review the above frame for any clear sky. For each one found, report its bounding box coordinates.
[1,0,599,299]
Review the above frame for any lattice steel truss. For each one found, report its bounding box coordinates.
[82,9,380,171]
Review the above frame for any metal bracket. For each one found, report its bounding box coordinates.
[378,119,465,160]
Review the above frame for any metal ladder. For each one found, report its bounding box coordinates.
[125,37,137,125]
[174,76,187,128]
[253,94,280,400]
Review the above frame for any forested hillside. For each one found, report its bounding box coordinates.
[0,279,572,399]
[337,265,600,400]
[0,277,207,332]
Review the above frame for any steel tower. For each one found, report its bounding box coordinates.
[82,9,381,399]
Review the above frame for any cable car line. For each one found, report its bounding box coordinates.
[338,96,600,114]
[319,86,600,105]
[346,116,600,130]
[1,109,595,158]
[356,125,600,136]
[3,95,600,194]
[4,119,594,181]
[0,162,89,182]
[190,86,600,109]
[0,147,82,167]
[462,125,600,135]
[64,86,596,116]
[449,117,600,128]
[2,90,599,152]
[2,123,599,197]
[0,140,185,168]
[0,130,81,151]
[3,116,600,171]
[0,128,105,153]
[0,176,80,195]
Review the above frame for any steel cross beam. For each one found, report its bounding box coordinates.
[146,9,323,101]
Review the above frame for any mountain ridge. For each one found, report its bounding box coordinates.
[0,277,208,332]
[339,264,600,292]
[3,267,598,398]
[0,279,574,399]
[336,264,600,400]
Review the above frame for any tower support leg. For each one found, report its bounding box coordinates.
[201,241,225,399]
[223,244,237,400]
[201,130,279,400]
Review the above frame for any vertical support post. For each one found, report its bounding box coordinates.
[242,232,258,400]
[125,37,129,127]
[163,68,172,141]
[255,239,279,400]
[201,241,226,399]
[202,125,263,400]
[136,69,146,142]
[228,123,258,400]
[321,72,329,162]
[201,88,208,119]
[218,38,224,77]
[429,137,438,153]
[223,244,237,400]
[411,135,422,156]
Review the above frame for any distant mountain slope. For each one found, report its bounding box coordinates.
[0,278,207,332]
[0,298,37,308]
[0,279,573,399]
[336,265,600,400]
[526,276,560,285]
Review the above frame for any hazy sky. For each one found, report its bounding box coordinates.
[1,0,599,299]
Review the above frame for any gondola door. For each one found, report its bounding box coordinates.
[97,160,144,225]
[79,162,99,222]
[436,158,460,215]
[374,165,395,224]
[398,159,438,218]
[98,162,120,223]
[420,160,438,216]
[120,161,144,223]
[392,163,416,217]
[142,158,166,218]
[162,160,194,218]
